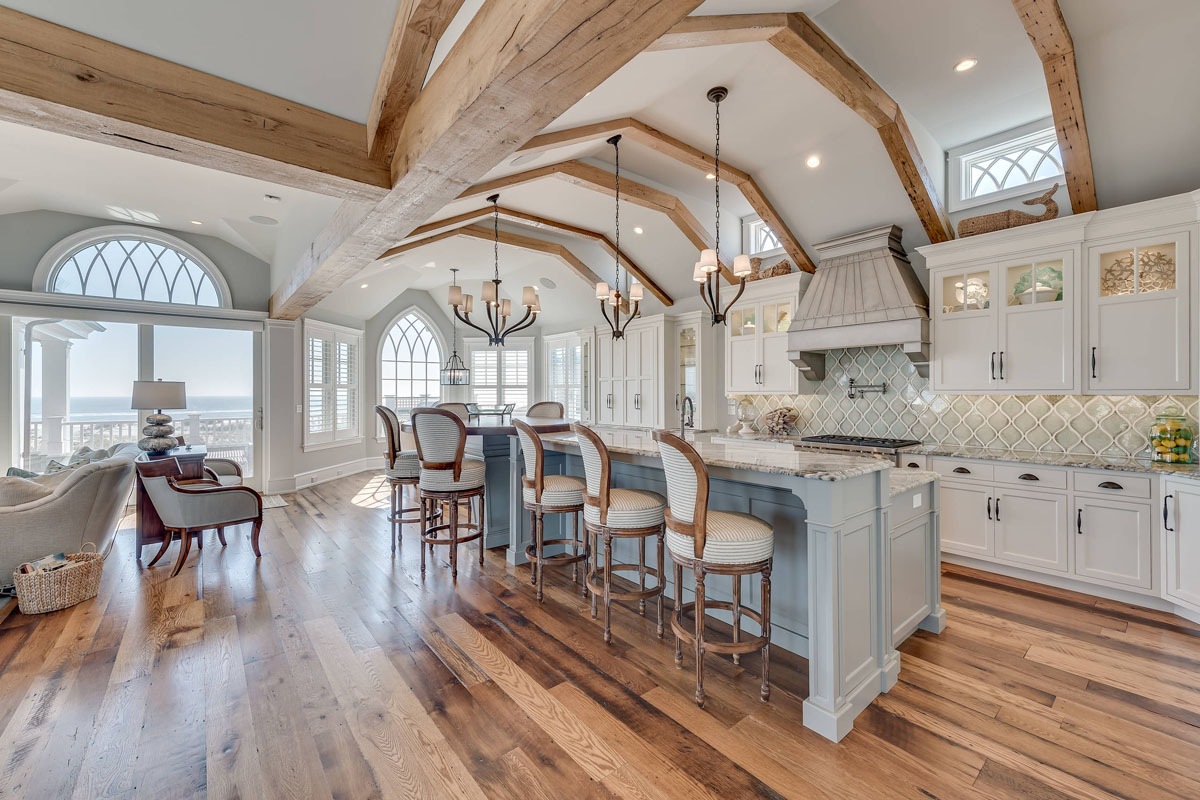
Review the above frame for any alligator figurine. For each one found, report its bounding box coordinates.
[957,183,1059,238]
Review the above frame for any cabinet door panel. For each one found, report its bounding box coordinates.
[994,489,1068,572]
[934,315,996,392]
[638,328,657,379]
[940,483,993,556]
[999,306,1072,391]
[760,334,795,393]
[727,335,758,393]
[597,378,618,425]
[1165,483,1200,609]
[1074,499,1152,589]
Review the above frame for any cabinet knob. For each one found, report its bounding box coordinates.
[1097,481,1123,490]
[1018,473,1040,481]
[952,466,971,474]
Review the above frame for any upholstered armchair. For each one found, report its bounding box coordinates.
[135,458,262,577]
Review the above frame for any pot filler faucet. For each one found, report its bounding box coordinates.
[680,395,695,437]
[847,377,887,400]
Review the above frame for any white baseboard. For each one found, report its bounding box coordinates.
[288,456,384,492]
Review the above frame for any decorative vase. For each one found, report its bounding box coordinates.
[1150,406,1194,464]
[736,399,757,437]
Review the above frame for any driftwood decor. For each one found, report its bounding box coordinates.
[746,257,794,281]
[759,407,799,436]
[957,183,1060,238]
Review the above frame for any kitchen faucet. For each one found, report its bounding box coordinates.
[680,395,695,438]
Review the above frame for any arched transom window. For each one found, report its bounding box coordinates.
[37,227,229,308]
[381,311,442,417]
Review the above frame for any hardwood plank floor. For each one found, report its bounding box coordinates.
[2,470,1199,799]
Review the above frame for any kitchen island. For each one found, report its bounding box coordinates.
[518,428,944,742]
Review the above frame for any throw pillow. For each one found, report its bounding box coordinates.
[5,467,37,478]
[43,459,68,473]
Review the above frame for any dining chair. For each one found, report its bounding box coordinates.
[527,401,564,418]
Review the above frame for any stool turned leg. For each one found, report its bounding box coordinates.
[673,561,684,668]
[602,532,614,644]
[761,563,772,702]
[656,527,665,638]
[581,518,589,599]
[732,575,742,666]
[420,496,428,576]
[589,531,599,619]
[637,537,647,615]
[535,511,545,603]
[478,491,486,567]
[571,511,579,585]
[529,509,538,585]
[391,482,399,553]
[693,564,706,707]
[449,495,459,579]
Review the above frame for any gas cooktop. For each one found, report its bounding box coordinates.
[798,434,922,453]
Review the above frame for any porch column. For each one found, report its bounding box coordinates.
[40,339,71,456]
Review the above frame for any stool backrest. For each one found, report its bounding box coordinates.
[412,407,467,481]
[526,401,563,419]
[653,430,709,559]
[571,423,613,524]
[374,404,401,467]
[513,418,544,502]
[436,402,471,421]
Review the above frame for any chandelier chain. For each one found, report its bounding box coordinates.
[492,197,500,282]
[714,94,720,255]
[614,138,621,291]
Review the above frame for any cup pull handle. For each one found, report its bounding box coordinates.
[952,466,971,474]
[1164,494,1174,532]
[907,462,920,469]
[1097,481,1123,490]
[1077,508,1083,535]
[1018,473,1040,481]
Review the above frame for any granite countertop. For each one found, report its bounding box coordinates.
[890,469,937,497]
[910,443,1200,478]
[540,430,888,482]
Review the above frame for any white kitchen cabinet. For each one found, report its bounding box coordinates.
[930,250,1075,393]
[1074,496,1153,590]
[668,312,719,431]
[1163,479,1200,610]
[940,481,993,557]
[994,488,1069,572]
[724,274,805,395]
[1086,230,1192,393]
[593,318,663,429]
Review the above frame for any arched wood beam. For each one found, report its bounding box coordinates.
[518,117,815,272]
[1011,0,1096,212]
[458,160,737,282]
[378,223,630,312]
[650,13,955,244]
[406,206,672,304]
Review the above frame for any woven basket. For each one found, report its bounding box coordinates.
[13,543,104,615]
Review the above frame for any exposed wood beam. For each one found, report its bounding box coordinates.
[646,13,787,51]
[1011,0,1097,212]
[518,118,815,272]
[0,6,390,202]
[459,160,737,281]
[367,0,467,161]
[405,206,673,304]
[270,0,703,319]
[768,14,953,243]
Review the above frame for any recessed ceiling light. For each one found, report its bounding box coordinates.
[189,220,203,225]
[954,58,978,72]
[705,173,716,180]
[540,277,557,289]
[806,155,821,169]
[360,283,369,289]
[420,261,438,270]
[263,194,282,203]
[633,226,644,235]
[249,215,278,225]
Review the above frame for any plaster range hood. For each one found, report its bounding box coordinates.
[788,224,931,380]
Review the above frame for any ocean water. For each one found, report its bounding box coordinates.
[30,395,252,422]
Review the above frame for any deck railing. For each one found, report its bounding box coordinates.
[28,412,254,470]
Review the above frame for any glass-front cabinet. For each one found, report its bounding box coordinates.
[723,277,801,395]
[1087,231,1191,393]
[668,311,718,431]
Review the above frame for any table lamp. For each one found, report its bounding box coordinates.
[131,379,187,454]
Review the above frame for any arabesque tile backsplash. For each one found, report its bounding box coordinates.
[737,346,1198,458]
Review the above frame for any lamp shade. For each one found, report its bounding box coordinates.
[500,298,512,317]
[521,286,536,307]
[699,248,719,273]
[131,380,186,410]
[692,262,706,282]
[733,253,753,277]
[448,284,463,306]
[630,282,644,301]
[463,294,474,313]
[595,281,609,300]
[482,280,497,305]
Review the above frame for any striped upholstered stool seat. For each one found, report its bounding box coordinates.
[385,450,420,480]
[522,474,585,508]
[419,458,485,492]
[665,510,773,565]
[583,488,666,529]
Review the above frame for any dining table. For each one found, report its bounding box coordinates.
[401,415,574,563]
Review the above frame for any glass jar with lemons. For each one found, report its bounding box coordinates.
[1150,406,1194,464]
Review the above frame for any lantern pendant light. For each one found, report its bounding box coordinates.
[440,269,470,385]
[448,194,539,345]
[596,134,642,339]
[697,86,752,326]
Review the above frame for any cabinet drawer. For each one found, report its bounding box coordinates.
[1073,471,1151,499]
[931,458,992,482]
[896,453,928,470]
[994,464,1067,490]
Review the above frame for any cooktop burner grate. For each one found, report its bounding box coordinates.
[799,434,923,450]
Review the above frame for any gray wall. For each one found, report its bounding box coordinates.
[0,210,272,312]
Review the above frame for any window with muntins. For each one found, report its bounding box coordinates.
[305,320,361,448]
[380,312,442,418]
[742,215,783,257]
[546,335,583,419]
[44,233,226,307]
[468,340,531,411]
[949,119,1064,211]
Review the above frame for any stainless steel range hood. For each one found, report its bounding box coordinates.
[787,225,930,380]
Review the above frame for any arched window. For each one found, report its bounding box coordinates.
[35,226,231,308]
[380,310,443,418]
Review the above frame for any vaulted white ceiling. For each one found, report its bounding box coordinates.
[1,0,1197,327]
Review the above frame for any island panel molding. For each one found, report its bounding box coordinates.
[269,0,705,319]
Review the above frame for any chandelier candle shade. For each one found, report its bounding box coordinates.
[131,379,187,454]
[441,268,470,385]
[698,86,751,326]
[448,194,539,346]
[596,134,641,339]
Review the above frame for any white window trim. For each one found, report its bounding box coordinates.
[740,214,785,259]
[947,118,1064,212]
[303,319,363,452]
[33,225,233,309]
[464,337,534,411]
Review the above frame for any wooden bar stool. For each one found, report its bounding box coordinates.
[654,430,774,707]
[573,423,666,644]
[374,404,439,552]
[514,419,587,602]
[412,407,486,579]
